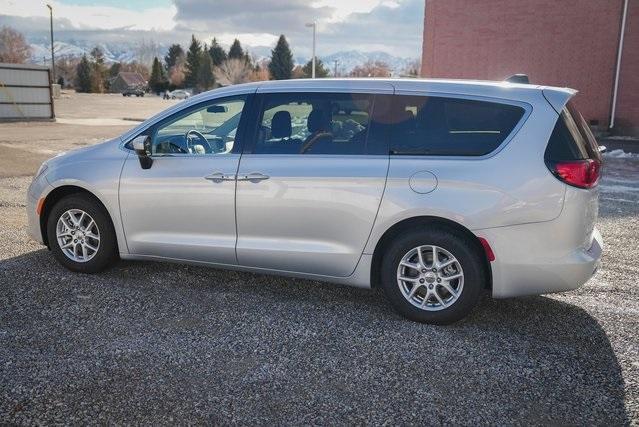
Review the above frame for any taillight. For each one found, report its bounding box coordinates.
[549,159,601,189]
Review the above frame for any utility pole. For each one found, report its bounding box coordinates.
[333,60,338,77]
[46,4,55,82]
[305,21,317,78]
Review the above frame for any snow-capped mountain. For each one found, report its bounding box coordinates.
[29,41,417,75]
[29,40,167,65]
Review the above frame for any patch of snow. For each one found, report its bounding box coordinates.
[601,197,639,204]
[599,183,639,193]
[606,135,639,141]
[603,149,638,158]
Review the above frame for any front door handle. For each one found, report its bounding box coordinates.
[204,172,235,182]
[238,172,269,182]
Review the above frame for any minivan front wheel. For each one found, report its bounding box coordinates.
[47,194,118,273]
[380,229,484,324]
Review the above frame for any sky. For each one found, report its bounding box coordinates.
[0,0,424,58]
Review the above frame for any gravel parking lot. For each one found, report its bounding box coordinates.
[1,93,638,424]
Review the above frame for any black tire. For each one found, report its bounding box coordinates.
[380,228,485,325]
[47,194,118,273]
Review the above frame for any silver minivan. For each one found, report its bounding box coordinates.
[27,78,603,324]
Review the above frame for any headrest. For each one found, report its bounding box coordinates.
[307,109,330,133]
[271,111,292,139]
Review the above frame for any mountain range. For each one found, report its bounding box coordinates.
[29,41,418,76]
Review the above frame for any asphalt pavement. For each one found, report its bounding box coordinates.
[0,150,637,425]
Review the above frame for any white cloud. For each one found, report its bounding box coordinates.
[0,0,176,31]
[0,0,423,58]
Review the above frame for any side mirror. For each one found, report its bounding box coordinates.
[131,135,153,169]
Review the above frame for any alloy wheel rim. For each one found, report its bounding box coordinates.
[396,245,464,311]
[56,209,100,263]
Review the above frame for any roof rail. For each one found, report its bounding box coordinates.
[504,74,530,84]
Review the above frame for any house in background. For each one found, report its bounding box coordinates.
[109,72,147,93]
[421,0,638,135]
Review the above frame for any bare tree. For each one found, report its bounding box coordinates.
[402,59,421,77]
[350,60,391,78]
[120,61,150,80]
[55,56,80,87]
[249,67,270,82]
[0,26,32,64]
[135,39,162,67]
[169,62,186,88]
[214,58,252,86]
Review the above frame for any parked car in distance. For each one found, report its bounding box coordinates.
[169,89,190,100]
[27,78,603,324]
[122,86,145,97]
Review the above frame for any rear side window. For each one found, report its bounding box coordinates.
[389,96,525,156]
[545,101,601,162]
[251,92,376,155]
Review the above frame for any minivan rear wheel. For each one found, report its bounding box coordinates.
[380,229,484,324]
[47,194,118,273]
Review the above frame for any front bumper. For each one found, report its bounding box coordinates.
[26,176,53,245]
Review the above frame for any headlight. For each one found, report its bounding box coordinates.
[34,162,48,180]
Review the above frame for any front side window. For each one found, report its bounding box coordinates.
[389,95,525,156]
[151,96,247,155]
[252,92,375,155]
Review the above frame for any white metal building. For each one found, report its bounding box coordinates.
[0,62,54,121]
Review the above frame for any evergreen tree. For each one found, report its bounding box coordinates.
[89,46,106,92]
[208,38,227,66]
[228,39,244,60]
[302,57,329,78]
[268,35,294,80]
[198,51,215,91]
[184,35,202,88]
[149,56,168,93]
[164,43,184,69]
[75,55,92,93]
[108,62,122,78]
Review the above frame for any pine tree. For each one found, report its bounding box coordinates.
[184,35,202,89]
[198,51,215,91]
[302,57,329,78]
[228,39,244,60]
[89,46,106,92]
[75,55,92,93]
[108,62,122,78]
[164,44,184,69]
[208,38,227,66]
[268,35,294,80]
[149,57,168,93]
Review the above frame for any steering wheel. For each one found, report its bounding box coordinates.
[186,129,213,153]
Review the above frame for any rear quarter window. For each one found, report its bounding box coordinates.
[545,101,601,162]
[389,95,525,156]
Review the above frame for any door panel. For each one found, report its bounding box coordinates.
[119,95,251,264]
[119,154,239,264]
[235,155,388,276]
[234,91,390,277]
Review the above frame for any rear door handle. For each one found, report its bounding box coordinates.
[238,172,269,182]
[204,172,235,182]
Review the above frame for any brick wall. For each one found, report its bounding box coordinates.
[421,0,636,133]
[614,0,639,134]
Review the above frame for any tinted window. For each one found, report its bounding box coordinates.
[545,101,601,162]
[389,96,525,156]
[151,96,247,155]
[251,92,378,155]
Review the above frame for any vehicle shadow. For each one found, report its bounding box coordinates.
[0,249,629,425]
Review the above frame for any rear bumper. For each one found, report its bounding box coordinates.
[479,225,603,299]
